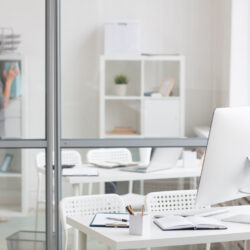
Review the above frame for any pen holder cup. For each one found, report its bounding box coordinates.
[129,214,151,236]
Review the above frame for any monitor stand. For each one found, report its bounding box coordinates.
[223,157,250,224]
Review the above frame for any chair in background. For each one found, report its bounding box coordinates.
[59,194,125,250]
[87,148,145,209]
[145,190,210,250]
[35,150,82,229]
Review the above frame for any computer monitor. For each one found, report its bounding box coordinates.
[196,106,250,208]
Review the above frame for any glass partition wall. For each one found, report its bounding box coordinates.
[58,1,232,250]
[0,0,234,249]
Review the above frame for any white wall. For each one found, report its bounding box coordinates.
[229,0,250,106]
[61,0,220,137]
[211,0,231,110]
[0,0,232,210]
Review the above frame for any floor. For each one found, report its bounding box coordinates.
[0,214,45,250]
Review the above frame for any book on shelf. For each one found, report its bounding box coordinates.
[107,126,139,135]
[0,154,14,173]
[144,92,162,98]
[154,215,227,231]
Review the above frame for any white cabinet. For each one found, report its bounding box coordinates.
[143,99,180,137]
[100,55,185,138]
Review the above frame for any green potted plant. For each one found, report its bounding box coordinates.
[114,74,128,96]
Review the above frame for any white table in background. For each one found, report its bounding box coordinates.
[63,163,201,196]
[67,205,250,250]
[64,163,201,250]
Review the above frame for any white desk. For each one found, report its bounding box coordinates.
[67,205,250,250]
[63,164,201,195]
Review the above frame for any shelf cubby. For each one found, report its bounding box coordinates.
[144,60,180,96]
[104,60,141,96]
[105,100,141,137]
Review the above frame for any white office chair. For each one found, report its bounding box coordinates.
[59,194,125,250]
[35,150,82,229]
[87,148,145,209]
[146,190,210,250]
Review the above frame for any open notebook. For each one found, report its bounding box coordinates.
[154,215,227,231]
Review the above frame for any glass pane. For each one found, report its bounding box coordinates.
[61,0,231,139]
[0,1,45,139]
[0,149,46,250]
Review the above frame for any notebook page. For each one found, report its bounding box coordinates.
[187,216,227,229]
[62,168,98,176]
[154,215,194,230]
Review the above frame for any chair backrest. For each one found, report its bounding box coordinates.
[36,150,82,168]
[87,148,132,163]
[59,194,125,231]
[145,190,198,213]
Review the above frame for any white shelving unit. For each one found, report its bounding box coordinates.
[0,54,27,217]
[100,55,185,138]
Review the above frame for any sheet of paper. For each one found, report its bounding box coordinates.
[91,213,129,226]
[62,167,98,176]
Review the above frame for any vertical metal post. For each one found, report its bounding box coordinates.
[46,0,55,249]
[55,0,62,249]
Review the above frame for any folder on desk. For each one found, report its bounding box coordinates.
[90,213,129,228]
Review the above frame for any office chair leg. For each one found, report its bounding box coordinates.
[88,183,93,195]
[63,231,68,250]
[35,173,42,231]
[34,201,40,231]
[128,180,133,194]
[206,243,211,250]
[244,240,248,250]
[140,180,144,195]
[73,229,79,250]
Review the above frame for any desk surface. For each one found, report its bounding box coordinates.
[67,205,250,250]
[63,163,201,184]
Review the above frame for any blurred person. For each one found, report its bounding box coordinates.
[0,62,18,137]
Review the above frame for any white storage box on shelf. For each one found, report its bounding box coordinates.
[104,21,141,56]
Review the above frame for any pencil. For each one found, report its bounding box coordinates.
[141,205,144,216]
[106,217,128,222]
[126,205,133,215]
[128,205,135,215]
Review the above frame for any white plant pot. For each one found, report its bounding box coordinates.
[115,84,127,96]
